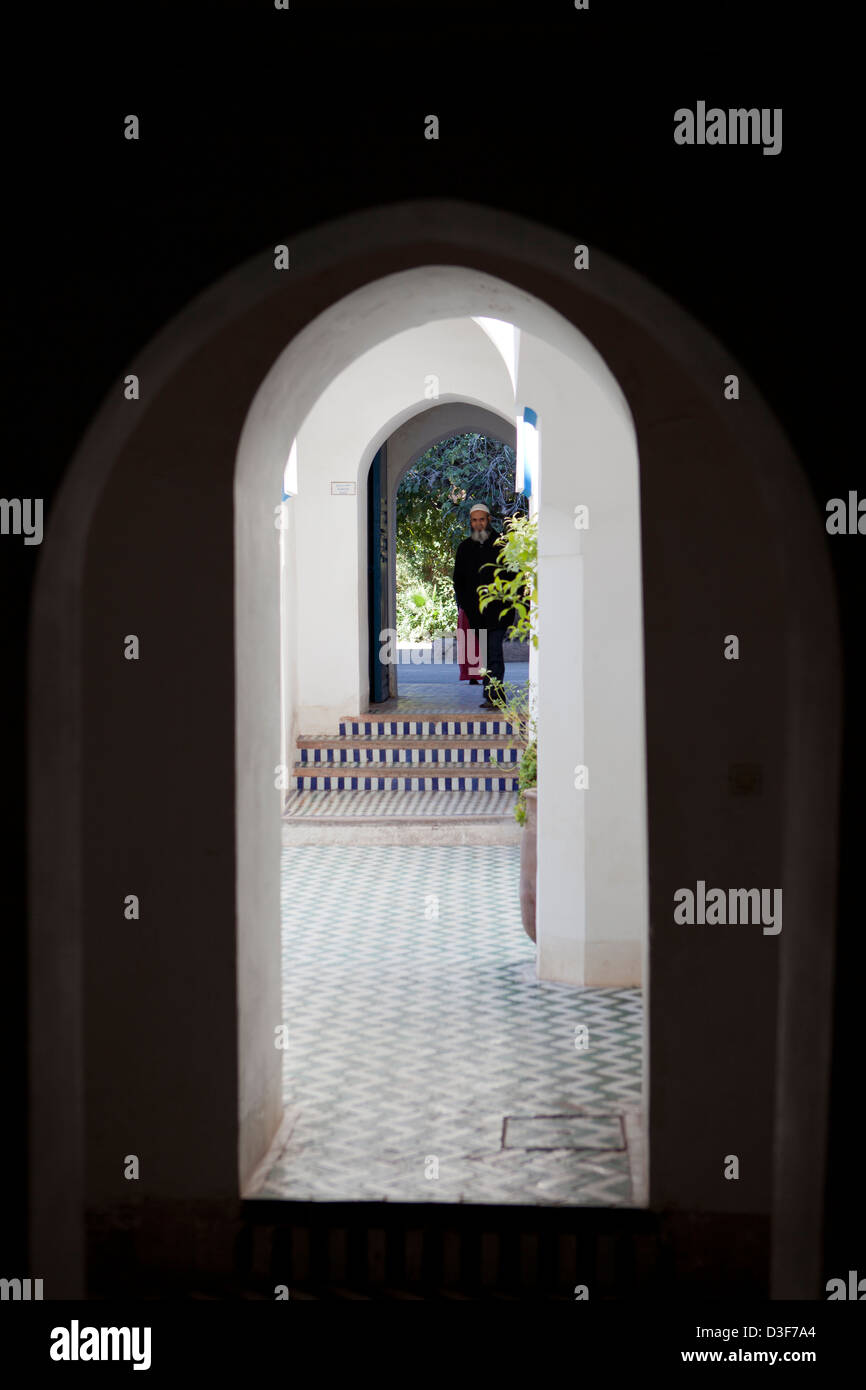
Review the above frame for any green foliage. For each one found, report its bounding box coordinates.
[396,432,525,555]
[515,737,538,827]
[395,555,458,641]
[477,512,538,647]
[485,677,538,826]
[395,434,526,639]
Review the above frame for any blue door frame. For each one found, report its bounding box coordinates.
[367,446,389,703]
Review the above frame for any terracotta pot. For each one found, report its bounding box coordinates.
[519,788,538,942]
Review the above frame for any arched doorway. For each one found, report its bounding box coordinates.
[262,302,646,997]
[260,301,646,1209]
[29,201,840,1300]
[368,403,519,707]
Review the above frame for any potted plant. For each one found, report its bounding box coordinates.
[477,514,538,940]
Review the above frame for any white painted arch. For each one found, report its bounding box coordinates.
[236,292,647,1071]
[238,298,649,1219]
[279,315,518,733]
[382,401,520,690]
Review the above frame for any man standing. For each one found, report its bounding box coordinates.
[452,503,515,709]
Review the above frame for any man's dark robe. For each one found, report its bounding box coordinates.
[452,529,516,632]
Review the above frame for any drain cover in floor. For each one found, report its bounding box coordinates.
[503,1113,625,1151]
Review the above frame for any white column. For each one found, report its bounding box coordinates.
[519,330,646,987]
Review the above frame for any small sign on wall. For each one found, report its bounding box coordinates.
[330,481,356,495]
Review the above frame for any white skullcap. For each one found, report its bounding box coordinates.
[469,502,490,516]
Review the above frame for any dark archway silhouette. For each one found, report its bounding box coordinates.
[29,200,841,1299]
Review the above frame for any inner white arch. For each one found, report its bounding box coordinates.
[286,317,514,731]
[235,265,648,1189]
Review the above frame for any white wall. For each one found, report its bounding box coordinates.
[519,331,647,985]
[275,312,648,991]
[278,496,299,807]
[289,318,516,732]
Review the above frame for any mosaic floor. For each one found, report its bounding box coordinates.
[253,845,644,1206]
[283,787,519,820]
[375,658,528,714]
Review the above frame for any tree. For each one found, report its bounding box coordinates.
[395,434,526,638]
[397,433,524,543]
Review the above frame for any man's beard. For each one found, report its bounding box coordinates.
[470,527,490,543]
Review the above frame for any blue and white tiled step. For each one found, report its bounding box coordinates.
[291,713,526,792]
[292,767,521,791]
[338,715,519,738]
[297,737,520,766]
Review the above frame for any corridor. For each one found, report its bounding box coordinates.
[251,843,644,1206]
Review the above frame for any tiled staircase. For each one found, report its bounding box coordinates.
[283,712,526,840]
[294,713,523,791]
